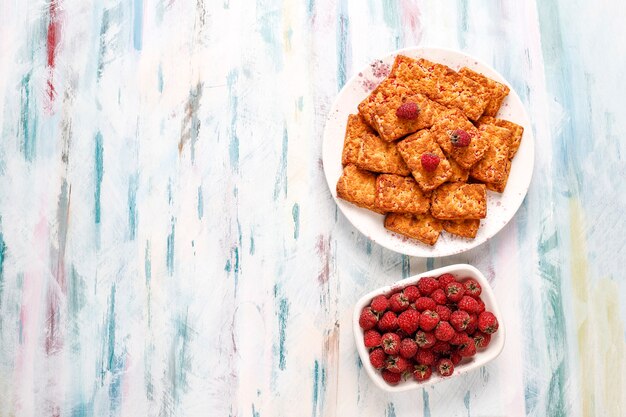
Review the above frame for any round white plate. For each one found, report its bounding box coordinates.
[323,46,534,257]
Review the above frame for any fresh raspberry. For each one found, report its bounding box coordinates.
[369,348,386,369]
[396,101,420,119]
[389,292,410,312]
[378,311,398,332]
[414,330,436,349]
[434,321,455,341]
[450,351,462,365]
[359,307,378,330]
[458,296,480,314]
[476,297,486,313]
[449,129,471,147]
[417,277,439,295]
[466,314,478,334]
[436,358,454,377]
[399,338,418,359]
[449,310,471,332]
[420,153,440,172]
[397,309,421,334]
[478,311,499,334]
[415,348,435,366]
[413,364,432,382]
[463,278,482,297]
[370,295,389,314]
[431,289,447,305]
[450,331,470,346]
[432,341,451,355]
[414,297,437,312]
[458,337,477,357]
[437,273,456,288]
[419,310,440,331]
[381,332,401,355]
[364,329,382,348]
[386,355,410,373]
[435,305,451,321]
[473,331,492,349]
[403,285,421,302]
[445,281,465,303]
[382,369,402,385]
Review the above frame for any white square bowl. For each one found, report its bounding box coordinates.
[353,264,506,392]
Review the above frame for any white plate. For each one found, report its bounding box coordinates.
[323,47,534,257]
[353,264,505,392]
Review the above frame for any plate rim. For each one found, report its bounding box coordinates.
[322,46,535,258]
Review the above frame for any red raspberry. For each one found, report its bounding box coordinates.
[386,355,410,373]
[414,330,436,349]
[449,129,471,147]
[397,309,421,334]
[399,338,418,359]
[437,273,456,288]
[389,292,410,312]
[415,348,436,366]
[450,331,470,346]
[413,364,432,382]
[369,348,386,369]
[414,297,437,312]
[435,305,451,321]
[478,311,499,334]
[403,285,421,303]
[463,278,482,297]
[430,289,447,305]
[458,296,480,314]
[458,338,477,357]
[466,313,478,334]
[364,329,382,348]
[449,310,471,332]
[476,297,486,313]
[432,341,451,355]
[381,332,401,355]
[417,277,439,295]
[396,101,420,119]
[436,358,454,377]
[359,307,378,330]
[382,369,402,385]
[473,331,492,349]
[419,310,440,331]
[445,281,465,303]
[434,321,455,341]
[370,295,389,314]
[450,351,462,365]
[378,311,398,332]
[420,153,440,172]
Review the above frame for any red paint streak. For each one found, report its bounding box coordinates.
[400,0,422,44]
[46,0,60,109]
[316,235,330,285]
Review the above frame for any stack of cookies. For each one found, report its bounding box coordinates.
[336,55,524,246]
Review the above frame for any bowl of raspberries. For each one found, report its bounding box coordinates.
[353,264,504,391]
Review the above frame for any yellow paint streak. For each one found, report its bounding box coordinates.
[570,199,625,417]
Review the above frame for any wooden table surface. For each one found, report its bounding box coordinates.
[0,1,624,416]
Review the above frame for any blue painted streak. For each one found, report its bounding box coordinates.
[167,218,175,275]
[94,132,104,224]
[128,173,138,239]
[133,0,143,50]
[278,298,289,370]
[227,71,239,171]
[336,0,350,90]
[292,203,299,239]
[19,72,37,160]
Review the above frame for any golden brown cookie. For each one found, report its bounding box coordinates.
[469,124,511,184]
[375,174,430,214]
[485,160,512,193]
[448,158,470,183]
[388,55,489,121]
[336,164,384,214]
[357,78,444,142]
[384,213,443,246]
[459,67,510,117]
[397,130,452,192]
[443,219,480,238]
[341,114,368,165]
[430,182,487,220]
[356,132,411,176]
[431,109,488,169]
[478,116,524,159]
